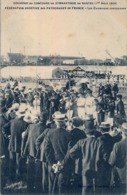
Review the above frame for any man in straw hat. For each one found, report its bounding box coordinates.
[21,111,47,192]
[109,122,127,194]
[2,105,28,183]
[44,111,71,195]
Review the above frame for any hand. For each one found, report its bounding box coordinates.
[35,158,40,162]
[54,162,63,173]
[52,164,57,171]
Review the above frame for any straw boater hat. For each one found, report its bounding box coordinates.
[122,123,127,133]
[11,103,20,111]
[28,88,33,93]
[52,111,66,121]
[23,113,32,123]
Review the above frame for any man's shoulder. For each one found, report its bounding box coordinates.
[115,138,127,148]
[79,136,97,144]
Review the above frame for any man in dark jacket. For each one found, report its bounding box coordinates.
[36,121,53,193]
[97,122,122,193]
[61,135,107,195]
[22,112,47,192]
[109,122,127,194]
[69,117,86,193]
[2,106,28,182]
[0,106,9,190]
[44,111,71,195]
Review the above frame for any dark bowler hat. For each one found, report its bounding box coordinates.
[84,119,95,134]
[72,117,84,127]
[99,122,110,132]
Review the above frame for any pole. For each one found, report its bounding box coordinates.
[36,63,38,110]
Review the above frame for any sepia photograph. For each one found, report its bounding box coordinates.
[0,0,127,194]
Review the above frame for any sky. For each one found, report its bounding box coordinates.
[1,0,127,59]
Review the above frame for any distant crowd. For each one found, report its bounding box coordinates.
[0,77,127,195]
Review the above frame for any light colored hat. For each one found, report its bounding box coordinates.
[52,111,66,121]
[16,104,27,116]
[5,93,10,97]
[23,113,32,123]
[14,86,19,91]
[11,103,20,111]
[34,95,38,98]
[28,88,33,93]
[122,123,127,131]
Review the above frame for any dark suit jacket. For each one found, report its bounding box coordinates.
[0,114,9,156]
[109,138,127,184]
[44,128,71,165]
[36,128,50,162]
[99,133,122,156]
[69,128,86,174]
[23,122,46,158]
[3,117,28,153]
[63,137,106,176]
